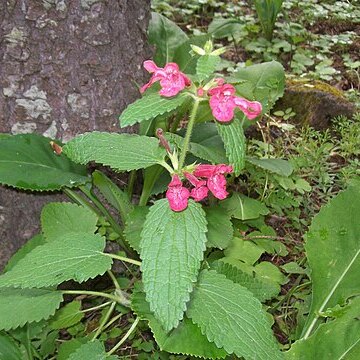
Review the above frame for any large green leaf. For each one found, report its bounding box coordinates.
[140,199,207,331]
[92,170,134,222]
[49,301,84,330]
[246,157,293,177]
[119,93,188,127]
[0,333,22,360]
[197,55,221,82]
[211,261,279,302]
[132,287,227,359]
[63,132,166,172]
[187,270,283,360]
[0,288,63,330]
[221,193,270,220]
[0,134,88,191]
[216,118,246,175]
[208,18,245,39]
[286,297,360,360]
[67,340,116,360]
[301,183,360,338]
[148,12,188,65]
[205,207,233,249]
[230,61,285,114]
[41,202,98,241]
[0,233,112,288]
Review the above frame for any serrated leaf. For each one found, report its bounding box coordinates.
[124,206,149,253]
[50,301,84,330]
[41,202,98,241]
[92,170,134,222]
[211,261,279,301]
[4,234,46,272]
[140,199,207,331]
[63,132,166,172]
[301,183,360,338]
[67,340,116,360]
[119,93,188,127]
[0,233,112,288]
[286,297,360,360]
[0,134,88,191]
[131,287,227,359]
[246,157,293,176]
[0,288,63,330]
[197,55,221,81]
[187,270,282,360]
[216,118,246,175]
[0,333,22,360]
[148,12,188,65]
[205,207,233,249]
[221,193,269,220]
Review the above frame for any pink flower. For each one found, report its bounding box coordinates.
[208,83,262,122]
[140,60,191,97]
[166,175,190,212]
[184,172,209,202]
[193,164,233,200]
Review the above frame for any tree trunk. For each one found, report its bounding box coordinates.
[0,0,152,270]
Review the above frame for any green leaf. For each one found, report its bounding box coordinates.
[41,202,98,241]
[0,288,63,330]
[246,157,293,177]
[301,184,360,338]
[211,261,279,302]
[205,207,233,249]
[224,237,265,265]
[221,193,269,220]
[124,206,150,253]
[4,234,46,272]
[131,287,227,359]
[0,233,112,288]
[0,333,22,360]
[208,18,245,39]
[286,297,360,360]
[148,12,188,65]
[50,301,84,330]
[140,199,207,331]
[119,93,188,127]
[57,339,88,360]
[0,134,88,191]
[92,170,134,222]
[63,132,166,172]
[187,270,283,360]
[197,55,221,81]
[231,61,285,114]
[67,340,116,360]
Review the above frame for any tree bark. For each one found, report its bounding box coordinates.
[0,0,152,270]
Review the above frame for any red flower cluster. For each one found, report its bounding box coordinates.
[166,164,233,212]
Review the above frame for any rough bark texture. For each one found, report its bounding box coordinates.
[0,0,152,270]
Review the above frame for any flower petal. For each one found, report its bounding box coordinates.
[233,98,262,120]
[207,174,229,200]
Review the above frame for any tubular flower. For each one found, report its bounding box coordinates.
[184,172,209,202]
[140,60,191,97]
[194,164,233,200]
[166,174,190,212]
[208,83,262,122]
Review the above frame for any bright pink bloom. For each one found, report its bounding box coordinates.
[194,164,233,178]
[184,172,209,202]
[207,174,229,200]
[140,60,191,97]
[166,175,190,212]
[208,83,262,122]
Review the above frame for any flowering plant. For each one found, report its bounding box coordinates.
[0,41,287,358]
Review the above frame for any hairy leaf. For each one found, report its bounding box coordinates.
[119,93,188,127]
[301,183,360,338]
[216,118,246,175]
[0,134,88,191]
[0,288,63,330]
[41,202,98,241]
[50,301,84,330]
[0,333,22,360]
[187,270,283,360]
[286,297,360,359]
[63,132,166,171]
[67,340,116,360]
[148,12,188,65]
[205,207,233,249]
[197,55,220,81]
[0,233,112,288]
[132,287,227,358]
[140,199,207,331]
[246,157,293,176]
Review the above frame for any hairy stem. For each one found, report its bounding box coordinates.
[92,302,116,341]
[105,253,142,267]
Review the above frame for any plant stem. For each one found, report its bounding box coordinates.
[178,98,200,169]
[92,301,116,341]
[82,301,112,313]
[62,290,120,303]
[107,317,140,356]
[101,313,123,332]
[105,253,141,267]
[63,188,101,216]
[127,170,137,199]
[107,270,121,290]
